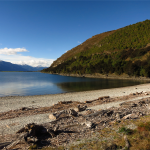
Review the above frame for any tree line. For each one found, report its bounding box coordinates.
[42,46,150,77]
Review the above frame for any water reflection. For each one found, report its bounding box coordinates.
[0,72,65,96]
[57,79,148,92]
[0,72,149,97]
[0,81,60,96]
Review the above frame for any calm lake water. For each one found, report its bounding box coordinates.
[0,72,148,97]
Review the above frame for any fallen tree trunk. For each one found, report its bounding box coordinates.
[49,109,78,120]
[0,142,11,149]
[3,132,28,150]
[83,110,107,118]
[85,96,110,103]
[58,101,72,104]
[49,110,67,120]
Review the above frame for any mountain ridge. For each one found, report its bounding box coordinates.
[42,19,150,78]
[0,61,46,71]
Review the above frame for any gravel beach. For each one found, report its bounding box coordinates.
[0,83,150,113]
[1,83,150,135]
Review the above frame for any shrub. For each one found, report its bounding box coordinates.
[118,127,133,135]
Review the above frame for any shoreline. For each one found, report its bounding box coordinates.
[46,72,150,80]
[1,83,150,113]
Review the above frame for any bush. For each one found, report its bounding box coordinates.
[119,127,133,135]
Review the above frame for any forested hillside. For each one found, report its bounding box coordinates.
[42,19,150,77]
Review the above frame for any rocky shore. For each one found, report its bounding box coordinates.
[1,83,150,149]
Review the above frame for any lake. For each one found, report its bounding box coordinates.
[0,72,148,97]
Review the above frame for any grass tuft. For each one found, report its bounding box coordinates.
[118,127,133,135]
[137,122,150,132]
[29,144,38,149]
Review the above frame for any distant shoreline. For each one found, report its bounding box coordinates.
[44,72,150,81]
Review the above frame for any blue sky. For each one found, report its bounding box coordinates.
[0,1,150,67]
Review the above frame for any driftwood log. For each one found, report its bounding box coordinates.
[80,120,95,128]
[83,109,107,118]
[49,110,66,120]
[3,123,60,149]
[2,132,28,150]
[57,101,72,104]
[85,96,110,103]
[49,109,78,120]
[0,142,11,150]
[68,109,78,116]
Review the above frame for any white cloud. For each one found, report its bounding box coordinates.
[17,58,54,67]
[77,41,82,44]
[0,47,55,67]
[0,47,28,55]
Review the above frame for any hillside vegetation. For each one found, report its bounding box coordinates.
[42,19,150,77]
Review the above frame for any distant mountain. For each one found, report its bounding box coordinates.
[0,61,28,71]
[21,64,46,71]
[34,66,47,71]
[0,61,46,71]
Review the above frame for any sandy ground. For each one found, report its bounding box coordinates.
[1,83,150,135]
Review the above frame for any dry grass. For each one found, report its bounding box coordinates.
[50,30,116,68]
[113,115,150,150]
[38,115,150,150]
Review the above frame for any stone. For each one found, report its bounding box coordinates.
[144,92,149,95]
[82,121,95,128]
[85,121,93,128]
[49,114,57,120]
[74,105,87,112]
[74,105,80,112]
